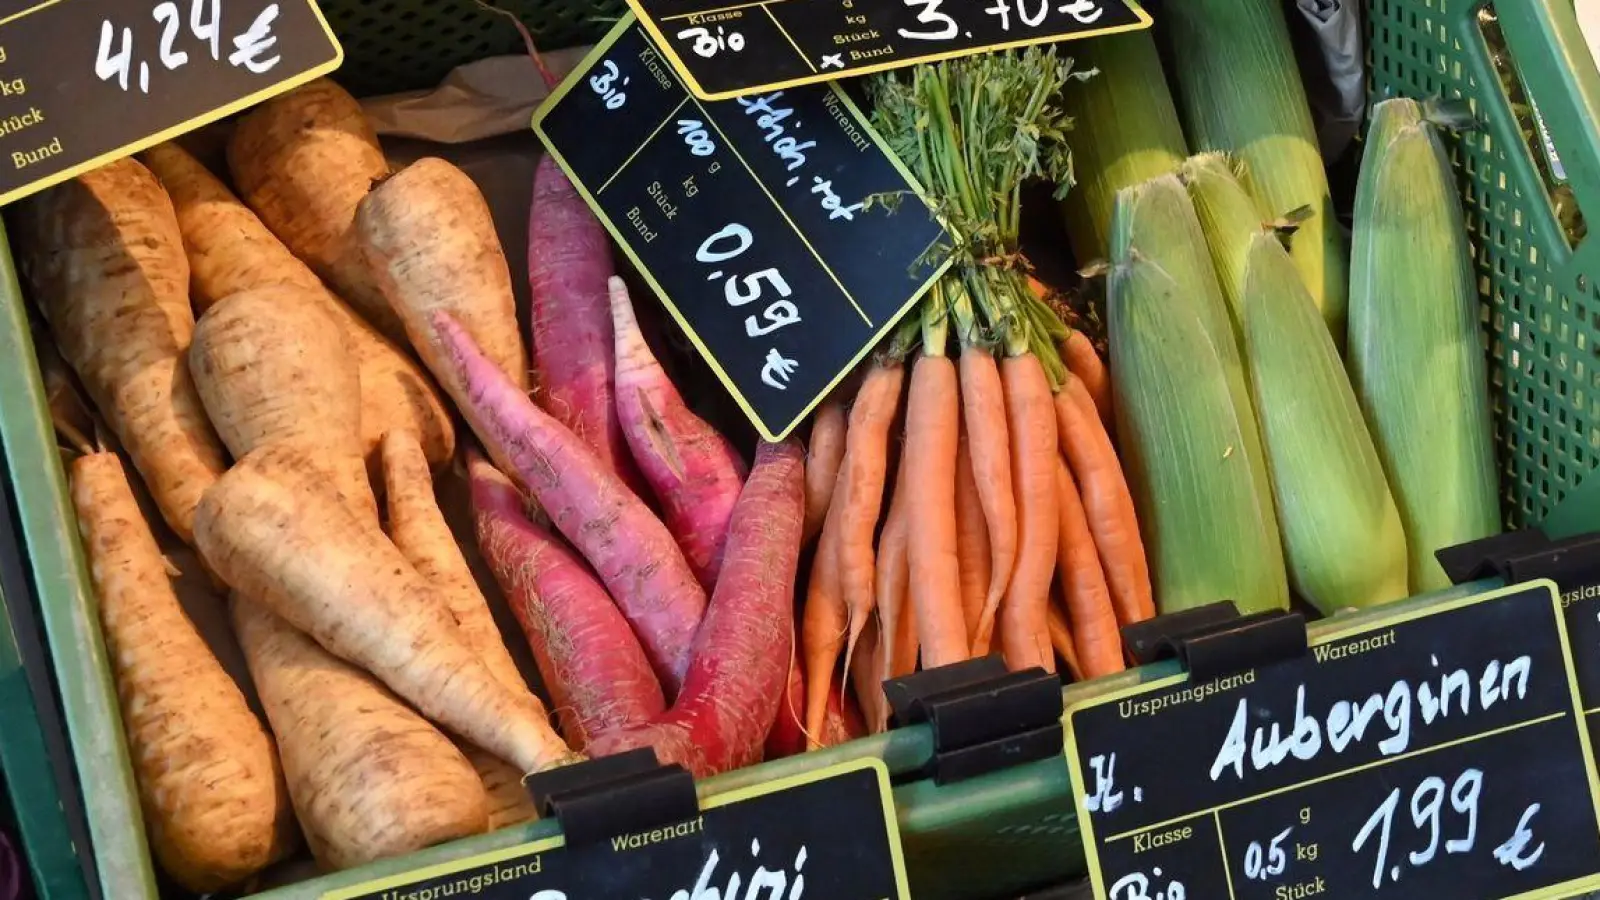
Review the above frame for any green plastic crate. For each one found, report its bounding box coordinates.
[0,453,94,898]
[1368,0,1600,526]
[4,0,1600,898]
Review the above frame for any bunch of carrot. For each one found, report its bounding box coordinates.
[796,49,1156,741]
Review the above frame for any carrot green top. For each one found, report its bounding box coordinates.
[869,47,1085,378]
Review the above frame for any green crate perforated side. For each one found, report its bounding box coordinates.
[320,0,624,97]
[1369,0,1600,526]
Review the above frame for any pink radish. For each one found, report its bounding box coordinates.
[431,311,706,695]
[587,441,804,777]
[609,276,747,590]
[528,157,647,495]
[469,451,665,748]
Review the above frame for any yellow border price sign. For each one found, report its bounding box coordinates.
[1064,581,1600,900]
[533,16,951,442]
[625,0,1152,101]
[0,0,342,208]
[321,757,911,900]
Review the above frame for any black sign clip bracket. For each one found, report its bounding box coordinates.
[1120,601,1307,683]
[883,656,1064,787]
[1437,527,1600,591]
[522,748,700,847]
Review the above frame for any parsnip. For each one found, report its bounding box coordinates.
[15,158,228,544]
[195,442,580,775]
[142,142,455,469]
[382,429,541,829]
[226,78,407,344]
[354,158,530,426]
[70,453,293,891]
[231,596,488,869]
[189,285,378,523]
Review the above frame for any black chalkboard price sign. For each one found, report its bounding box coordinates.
[533,16,950,442]
[626,0,1151,100]
[1065,582,1600,900]
[319,758,909,900]
[0,0,341,207]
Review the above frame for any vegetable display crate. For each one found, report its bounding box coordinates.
[0,459,93,899]
[1,0,1599,898]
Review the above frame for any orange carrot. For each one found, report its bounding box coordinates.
[893,578,920,678]
[954,431,990,642]
[801,504,847,749]
[849,614,887,734]
[905,351,965,670]
[836,363,904,681]
[873,449,913,729]
[1055,373,1154,626]
[960,345,1017,656]
[803,400,847,547]
[819,683,867,748]
[1061,331,1113,434]
[996,354,1058,673]
[1055,460,1123,679]
[1045,602,1085,682]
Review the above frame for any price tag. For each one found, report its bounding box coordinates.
[625,0,1151,100]
[0,0,341,207]
[1553,573,1600,753]
[1064,582,1600,900]
[533,16,950,442]
[319,758,910,900]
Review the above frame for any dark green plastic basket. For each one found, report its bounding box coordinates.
[1367,0,1600,527]
[4,0,1600,897]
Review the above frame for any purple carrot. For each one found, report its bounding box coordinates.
[608,277,747,590]
[432,310,706,696]
[469,451,665,748]
[588,441,804,778]
[527,156,648,496]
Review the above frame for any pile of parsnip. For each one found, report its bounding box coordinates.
[16,78,805,894]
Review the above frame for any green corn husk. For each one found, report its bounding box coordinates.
[1110,254,1289,614]
[1109,176,1236,369]
[1109,176,1285,606]
[1058,30,1189,264]
[1162,0,1349,342]
[1181,152,1271,345]
[1348,102,1501,594]
[1241,232,1409,613]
